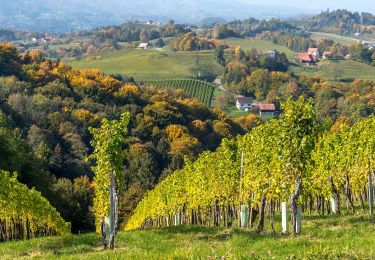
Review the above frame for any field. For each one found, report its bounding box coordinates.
[143,79,215,107]
[0,214,374,259]
[67,49,224,80]
[291,59,375,81]
[310,32,358,45]
[224,38,295,60]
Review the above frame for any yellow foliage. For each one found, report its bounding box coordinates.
[72,108,100,124]
[116,84,140,97]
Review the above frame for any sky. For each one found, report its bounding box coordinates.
[237,0,375,13]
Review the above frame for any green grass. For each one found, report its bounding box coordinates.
[1,214,374,259]
[310,32,358,45]
[67,49,224,80]
[291,59,375,81]
[224,38,295,60]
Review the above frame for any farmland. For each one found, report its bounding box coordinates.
[310,32,358,45]
[142,79,215,107]
[224,38,296,60]
[291,59,375,81]
[67,49,224,80]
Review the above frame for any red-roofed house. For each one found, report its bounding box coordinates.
[308,48,320,57]
[259,104,276,117]
[297,52,316,65]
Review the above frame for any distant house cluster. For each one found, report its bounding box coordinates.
[236,97,277,117]
[32,34,55,43]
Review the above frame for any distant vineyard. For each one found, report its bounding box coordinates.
[142,79,215,107]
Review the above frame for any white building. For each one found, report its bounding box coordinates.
[236,97,253,111]
[137,43,150,50]
[266,50,277,59]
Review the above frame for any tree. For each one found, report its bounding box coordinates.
[89,112,130,249]
[215,46,226,66]
[0,43,21,76]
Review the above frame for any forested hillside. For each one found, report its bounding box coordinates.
[0,43,243,234]
[304,9,375,35]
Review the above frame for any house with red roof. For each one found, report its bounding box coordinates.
[296,47,320,65]
[297,52,316,65]
[308,48,320,57]
[259,104,276,117]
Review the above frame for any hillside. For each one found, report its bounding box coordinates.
[291,59,375,81]
[67,49,224,80]
[224,38,295,60]
[0,215,374,259]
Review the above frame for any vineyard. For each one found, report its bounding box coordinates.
[0,171,70,242]
[142,79,215,107]
[126,98,375,234]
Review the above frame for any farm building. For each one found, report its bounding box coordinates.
[137,43,150,49]
[236,97,253,111]
[308,48,320,58]
[259,104,276,117]
[297,52,317,65]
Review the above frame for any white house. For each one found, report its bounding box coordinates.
[266,50,277,59]
[137,43,150,50]
[236,97,253,111]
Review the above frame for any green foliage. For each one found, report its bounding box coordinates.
[0,170,70,241]
[89,112,131,231]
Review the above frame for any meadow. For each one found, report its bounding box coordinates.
[67,48,224,80]
[291,59,375,81]
[224,38,296,60]
[0,214,374,259]
[310,32,358,45]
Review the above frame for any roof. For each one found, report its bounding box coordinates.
[138,43,149,48]
[259,104,276,111]
[308,48,319,53]
[236,97,252,104]
[298,52,316,62]
[323,51,333,56]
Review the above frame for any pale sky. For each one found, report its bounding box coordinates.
[237,0,375,13]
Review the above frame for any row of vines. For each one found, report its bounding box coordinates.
[142,79,215,107]
[125,97,375,234]
[0,171,70,242]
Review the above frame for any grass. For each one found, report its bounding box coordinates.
[67,48,224,80]
[224,38,295,60]
[291,59,375,81]
[0,214,374,259]
[310,32,358,45]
